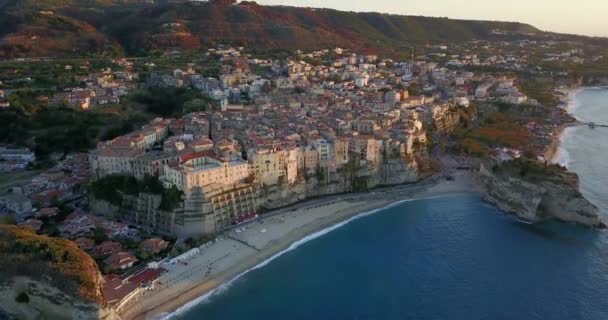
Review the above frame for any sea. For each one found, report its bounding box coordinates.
[556,87,608,213]
[170,88,608,320]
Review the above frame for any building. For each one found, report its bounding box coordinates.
[93,241,123,257]
[90,119,170,178]
[132,151,178,180]
[334,138,350,167]
[353,120,380,134]
[249,149,285,186]
[90,147,144,178]
[74,237,95,251]
[160,152,258,236]
[0,147,35,171]
[105,252,138,271]
[434,109,461,134]
[163,152,250,197]
[350,136,383,167]
[0,147,35,163]
[475,83,493,98]
[313,138,332,164]
[139,238,169,255]
[302,146,319,175]
[0,193,32,214]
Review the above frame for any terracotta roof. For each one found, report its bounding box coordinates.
[102,275,137,305]
[105,251,138,270]
[128,267,165,286]
[179,150,220,164]
[74,237,95,250]
[94,241,122,257]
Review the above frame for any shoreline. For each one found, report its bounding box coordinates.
[124,170,480,320]
[117,87,587,320]
[544,87,582,163]
[543,124,568,164]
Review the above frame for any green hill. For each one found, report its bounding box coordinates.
[0,225,103,304]
[0,0,542,58]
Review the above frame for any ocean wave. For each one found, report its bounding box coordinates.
[557,147,570,167]
[161,195,448,319]
[562,88,580,114]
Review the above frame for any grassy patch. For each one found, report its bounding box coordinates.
[0,171,41,193]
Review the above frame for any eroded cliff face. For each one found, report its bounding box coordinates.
[0,225,108,320]
[0,277,104,320]
[375,159,420,186]
[258,160,421,210]
[478,161,605,228]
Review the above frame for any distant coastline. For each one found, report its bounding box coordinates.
[545,86,608,215]
[545,87,583,163]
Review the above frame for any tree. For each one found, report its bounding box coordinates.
[0,215,17,225]
[15,292,29,304]
[315,166,325,184]
[408,82,422,96]
[159,186,184,211]
[93,228,108,245]
[48,226,60,237]
[137,250,151,261]
[183,98,209,114]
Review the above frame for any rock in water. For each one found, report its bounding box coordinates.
[478,159,605,228]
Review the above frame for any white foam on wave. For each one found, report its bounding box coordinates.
[567,89,583,114]
[557,147,570,168]
[161,195,449,319]
[554,126,575,167]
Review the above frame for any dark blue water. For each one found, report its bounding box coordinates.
[173,195,608,320]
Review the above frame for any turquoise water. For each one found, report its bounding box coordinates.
[172,195,608,320]
[171,88,608,320]
[557,87,608,213]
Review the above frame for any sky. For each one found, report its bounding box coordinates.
[255,0,608,37]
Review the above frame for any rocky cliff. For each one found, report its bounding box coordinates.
[478,159,605,228]
[258,159,421,210]
[0,225,107,320]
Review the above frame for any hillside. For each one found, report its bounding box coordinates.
[0,225,104,319]
[0,0,540,58]
[0,11,120,58]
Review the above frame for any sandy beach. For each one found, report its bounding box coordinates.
[120,169,479,320]
[543,124,569,163]
[544,87,582,163]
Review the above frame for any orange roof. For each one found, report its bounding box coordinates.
[179,150,220,164]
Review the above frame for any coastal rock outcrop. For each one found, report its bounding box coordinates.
[0,277,104,320]
[0,225,109,320]
[478,159,605,228]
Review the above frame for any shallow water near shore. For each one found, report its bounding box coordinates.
[557,87,608,213]
[171,194,608,320]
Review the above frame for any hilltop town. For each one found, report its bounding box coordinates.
[0,35,606,318]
